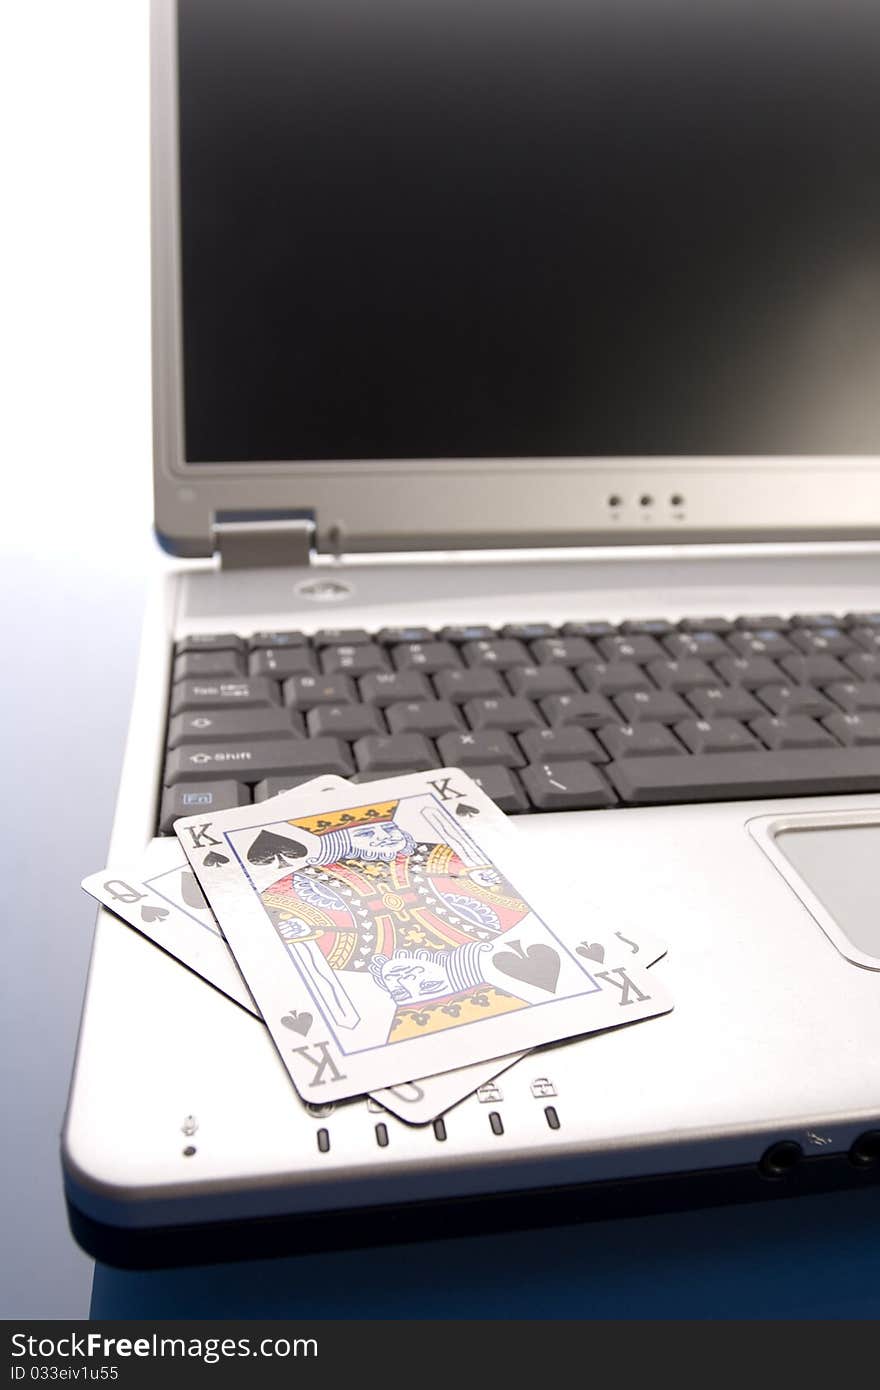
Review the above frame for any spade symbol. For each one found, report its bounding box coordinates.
[247,830,308,868]
[141,905,169,923]
[455,802,479,819]
[180,870,207,910]
[280,1010,313,1036]
[577,941,606,964]
[202,850,229,868]
[493,939,560,994]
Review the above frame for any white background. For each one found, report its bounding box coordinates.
[2,0,153,1316]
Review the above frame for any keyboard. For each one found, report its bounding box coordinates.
[157,612,880,834]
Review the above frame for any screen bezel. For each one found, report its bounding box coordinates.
[152,0,880,558]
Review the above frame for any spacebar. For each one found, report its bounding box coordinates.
[606,748,880,804]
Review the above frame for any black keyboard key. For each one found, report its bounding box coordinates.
[386,700,463,736]
[531,637,598,666]
[170,677,280,715]
[607,748,880,804]
[165,738,353,784]
[789,626,854,656]
[462,638,530,669]
[393,641,462,673]
[778,653,849,686]
[734,614,788,631]
[597,633,665,663]
[541,692,617,728]
[577,661,651,696]
[844,652,880,680]
[249,630,308,648]
[307,704,386,740]
[159,780,250,835]
[436,730,524,768]
[844,612,880,628]
[826,680,880,713]
[433,667,507,703]
[354,733,439,773]
[663,631,730,661]
[351,769,427,784]
[359,670,432,705]
[598,722,685,759]
[466,765,529,813]
[438,625,497,643]
[175,633,245,655]
[615,689,691,724]
[678,617,734,633]
[750,715,836,750]
[167,707,302,747]
[519,726,607,763]
[283,674,356,710]
[322,643,390,676]
[254,776,324,800]
[464,697,543,733]
[520,761,616,810]
[500,622,558,640]
[727,630,795,659]
[312,628,372,646]
[375,626,435,645]
[849,627,880,654]
[791,612,842,627]
[675,718,760,754]
[250,647,319,678]
[560,621,617,638]
[756,684,834,719]
[619,619,675,635]
[687,685,767,721]
[506,665,578,699]
[173,650,246,681]
[646,658,717,691]
[823,712,880,746]
[714,655,784,688]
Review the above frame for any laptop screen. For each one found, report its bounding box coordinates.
[177,0,880,465]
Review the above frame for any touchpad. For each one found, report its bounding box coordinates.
[751,815,880,970]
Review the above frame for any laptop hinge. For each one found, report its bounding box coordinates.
[212,512,316,569]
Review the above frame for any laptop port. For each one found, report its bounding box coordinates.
[849,1130,880,1168]
[758,1140,803,1179]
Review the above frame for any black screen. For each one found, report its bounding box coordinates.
[178,0,880,461]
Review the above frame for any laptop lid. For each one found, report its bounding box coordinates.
[152,0,880,559]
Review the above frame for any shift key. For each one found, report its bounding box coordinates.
[165,737,353,784]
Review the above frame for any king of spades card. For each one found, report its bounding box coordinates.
[257,798,533,1042]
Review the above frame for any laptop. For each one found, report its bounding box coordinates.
[63,0,880,1267]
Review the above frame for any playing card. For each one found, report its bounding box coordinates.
[87,851,666,1122]
[174,770,673,1103]
[371,915,668,1123]
[80,779,354,1017]
[81,852,257,1016]
[238,772,669,1120]
[83,777,669,1122]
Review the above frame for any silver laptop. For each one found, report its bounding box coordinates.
[63,0,880,1265]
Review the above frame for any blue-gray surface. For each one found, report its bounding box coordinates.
[2,0,154,1320]
[92,1188,880,1319]
[1,548,147,1317]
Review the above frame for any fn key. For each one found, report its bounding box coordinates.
[159,781,250,835]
